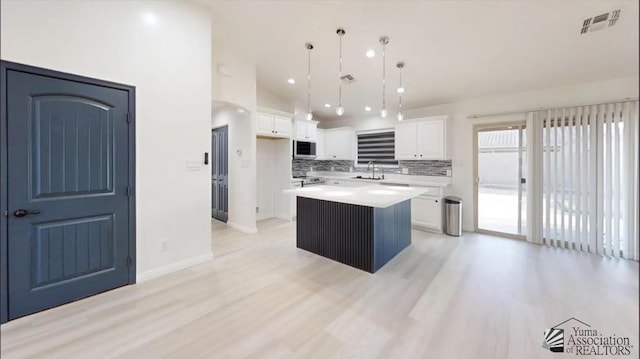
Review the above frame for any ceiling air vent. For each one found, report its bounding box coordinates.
[581,9,620,34]
[341,74,356,84]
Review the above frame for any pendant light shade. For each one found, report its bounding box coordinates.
[305,42,314,121]
[379,36,389,118]
[397,62,404,121]
[336,28,346,116]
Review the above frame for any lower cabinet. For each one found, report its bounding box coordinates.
[411,195,443,233]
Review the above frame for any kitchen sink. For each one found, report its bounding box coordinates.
[351,176,383,180]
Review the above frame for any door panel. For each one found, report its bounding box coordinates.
[273,116,291,137]
[305,123,317,141]
[211,126,228,222]
[256,112,273,135]
[5,68,132,320]
[417,121,445,159]
[411,197,441,230]
[394,123,417,160]
[31,96,114,198]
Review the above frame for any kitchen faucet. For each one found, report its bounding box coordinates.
[367,161,376,179]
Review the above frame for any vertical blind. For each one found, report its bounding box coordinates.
[356,131,398,166]
[526,101,639,260]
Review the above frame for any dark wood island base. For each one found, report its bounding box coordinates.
[296,197,411,273]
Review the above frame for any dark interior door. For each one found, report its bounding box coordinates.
[211,126,228,222]
[2,63,134,321]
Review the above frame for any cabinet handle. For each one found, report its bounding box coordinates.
[420,154,423,157]
[414,154,417,157]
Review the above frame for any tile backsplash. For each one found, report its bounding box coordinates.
[293,159,452,177]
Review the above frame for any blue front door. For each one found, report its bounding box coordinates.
[2,64,134,321]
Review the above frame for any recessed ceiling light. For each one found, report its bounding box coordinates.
[287,78,295,84]
[366,50,375,58]
[396,87,405,94]
[365,106,372,111]
[324,103,331,108]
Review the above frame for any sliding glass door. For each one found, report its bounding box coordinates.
[474,123,527,238]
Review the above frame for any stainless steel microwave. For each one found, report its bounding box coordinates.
[293,140,316,159]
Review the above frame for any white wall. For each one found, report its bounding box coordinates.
[257,86,294,113]
[321,76,639,231]
[1,0,213,279]
[211,38,258,233]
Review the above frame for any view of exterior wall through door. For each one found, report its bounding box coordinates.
[476,125,527,237]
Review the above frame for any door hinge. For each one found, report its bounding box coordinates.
[127,256,132,267]
[127,113,132,123]
[127,186,132,197]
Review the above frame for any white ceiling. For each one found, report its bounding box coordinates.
[201,1,639,121]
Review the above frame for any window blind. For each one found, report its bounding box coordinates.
[526,101,639,260]
[356,131,398,166]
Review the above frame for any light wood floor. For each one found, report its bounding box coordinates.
[1,219,638,358]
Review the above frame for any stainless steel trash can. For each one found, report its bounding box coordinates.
[444,196,462,236]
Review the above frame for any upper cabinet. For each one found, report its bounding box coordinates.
[324,128,355,160]
[316,129,325,159]
[395,115,448,160]
[257,111,292,138]
[294,120,318,141]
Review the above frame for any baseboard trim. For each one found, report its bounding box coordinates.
[275,214,293,222]
[136,252,213,283]
[412,224,443,234]
[227,221,258,234]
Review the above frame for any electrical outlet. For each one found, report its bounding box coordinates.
[446,169,452,176]
[349,167,353,172]
[402,167,409,174]
[256,207,259,213]
[161,240,168,251]
[310,166,313,172]
[331,166,335,171]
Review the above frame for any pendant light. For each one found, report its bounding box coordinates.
[379,36,389,118]
[305,42,314,121]
[396,62,404,121]
[335,27,346,116]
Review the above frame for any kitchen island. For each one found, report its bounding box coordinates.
[283,185,428,273]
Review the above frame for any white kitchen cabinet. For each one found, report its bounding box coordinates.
[257,111,292,138]
[411,196,442,232]
[316,129,325,159]
[409,184,443,233]
[395,123,419,159]
[294,120,318,141]
[417,120,445,159]
[324,128,355,160]
[395,115,448,160]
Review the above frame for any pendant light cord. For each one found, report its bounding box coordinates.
[307,45,311,114]
[399,66,402,111]
[382,43,386,109]
[338,34,342,107]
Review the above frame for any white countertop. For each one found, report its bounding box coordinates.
[283,184,428,208]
